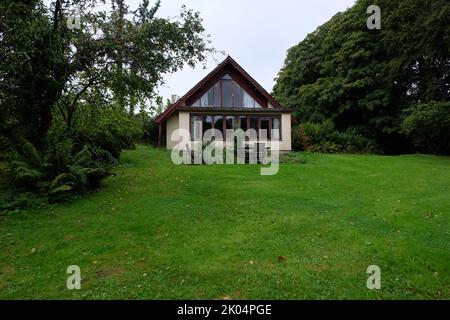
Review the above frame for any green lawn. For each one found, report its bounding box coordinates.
[0,145,449,299]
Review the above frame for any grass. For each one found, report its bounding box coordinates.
[0,145,449,299]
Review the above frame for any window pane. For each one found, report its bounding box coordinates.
[192,99,200,107]
[243,91,254,108]
[203,115,213,136]
[222,80,233,107]
[261,117,270,139]
[233,82,243,107]
[240,116,247,131]
[233,116,240,129]
[200,92,208,107]
[213,82,221,107]
[225,116,233,130]
[254,100,262,108]
[214,115,223,136]
[250,116,258,131]
[272,117,280,140]
[207,87,214,106]
[191,116,202,141]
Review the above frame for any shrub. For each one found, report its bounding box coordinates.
[308,141,341,154]
[291,125,309,151]
[301,120,335,145]
[141,116,159,145]
[292,120,377,154]
[331,128,378,153]
[3,105,143,206]
[401,101,450,155]
[73,107,143,158]
[8,139,114,202]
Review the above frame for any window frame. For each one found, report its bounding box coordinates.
[191,75,263,109]
[189,114,282,141]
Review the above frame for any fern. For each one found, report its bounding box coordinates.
[20,141,42,168]
[49,173,76,189]
[73,147,91,166]
[14,166,44,184]
[48,184,73,195]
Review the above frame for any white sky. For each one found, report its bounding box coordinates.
[130,0,356,101]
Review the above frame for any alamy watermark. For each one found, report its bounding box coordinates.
[366,265,381,290]
[67,6,81,30]
[170,126,280,176]
[367,5,381,30]
[66,265,81,290]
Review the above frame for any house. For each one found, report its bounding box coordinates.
[155,56,292,152]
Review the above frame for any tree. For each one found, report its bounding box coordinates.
[273,0,449,154]
[1,0,212,151]
[0,0,212,202]
[401,101,450,155]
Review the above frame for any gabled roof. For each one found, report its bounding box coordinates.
[155,56,287,124]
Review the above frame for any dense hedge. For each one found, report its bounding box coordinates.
[402,102,450,155]
[292,121,378,154]
[274,0,450,154]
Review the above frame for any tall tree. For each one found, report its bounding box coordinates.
[1,0,212,153]
[273,0,449,153]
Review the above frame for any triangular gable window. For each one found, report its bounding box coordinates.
[192,74,262,108]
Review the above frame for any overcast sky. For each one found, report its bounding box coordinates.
[130,0,357,101]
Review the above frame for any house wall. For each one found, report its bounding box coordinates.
[280,113,292,151]
[165,112,179,150]
[166,111,190,150]
[166,111,292,151]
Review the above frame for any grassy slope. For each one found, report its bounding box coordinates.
[0,145,449,299]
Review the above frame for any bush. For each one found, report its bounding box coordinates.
[292,120,377,154]
[8,139,114,202]
[3,105,144,207]
[141,116,159,145]
[291,126,309,151]
[73,107,143,158]
[401,101,450,155]
[302,120,335,145]
[308,141,342,154]
[331,128,378,153]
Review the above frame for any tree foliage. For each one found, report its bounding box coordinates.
[273,0,449,154]
[401,101,450,155]
[0,0,211,205]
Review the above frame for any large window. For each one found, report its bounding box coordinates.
[203,115,213,137]
[239,116,247,131]
[260,117,270,139]
[190,115,202,141]
[272,117,281,140]
[225,116,233,130]
[214,115,223,136]
[190,114,282,141]
[249,116,259,132]
[222,78,233,107]
[192,74,263,108]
